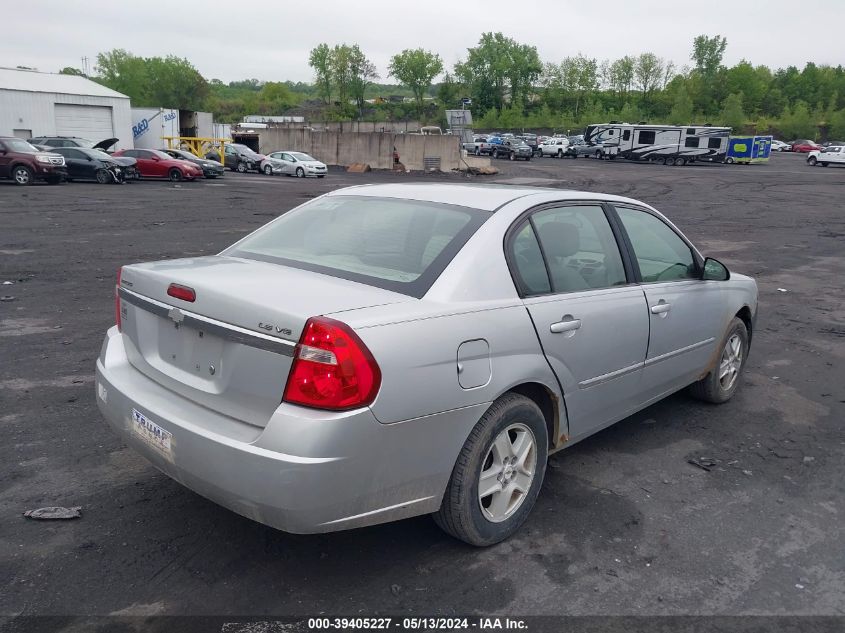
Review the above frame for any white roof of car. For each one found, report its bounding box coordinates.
[327,183,649,212]
[0,67,129,99]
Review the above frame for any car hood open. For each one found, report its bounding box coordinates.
[93,138,120,151]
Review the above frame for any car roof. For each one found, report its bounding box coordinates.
[326,183,651,212]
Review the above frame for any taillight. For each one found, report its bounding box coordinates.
[167,283,196,302]
[283,316,381,411]
[115,267,123,331]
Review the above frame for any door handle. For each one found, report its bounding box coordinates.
[550,316,582,334]
[650,301,671,315]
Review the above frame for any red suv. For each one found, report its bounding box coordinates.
[0,137,67,185]
[791,139,821,153]
[112,149,203,181]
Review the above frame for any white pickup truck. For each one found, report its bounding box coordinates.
[538,137,571,158]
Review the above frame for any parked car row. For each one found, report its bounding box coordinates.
[1,136,329,185]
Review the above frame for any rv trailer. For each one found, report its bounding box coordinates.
[583,122,732,164]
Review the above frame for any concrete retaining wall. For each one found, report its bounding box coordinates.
[257,129,461,172]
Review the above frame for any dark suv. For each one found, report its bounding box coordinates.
[0,137,66,185]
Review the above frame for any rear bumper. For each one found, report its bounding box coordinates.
[95,327,484,533]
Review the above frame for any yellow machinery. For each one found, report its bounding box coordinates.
[161,136,232,160]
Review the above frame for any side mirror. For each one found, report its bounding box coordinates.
[152,155,160,161]
[702,257,730,281]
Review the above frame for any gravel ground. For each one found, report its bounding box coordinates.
[1,152,843,621]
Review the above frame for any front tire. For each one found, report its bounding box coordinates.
[296,167,305,178]
[688,317,749,404]
[236,162,247,173]
[95,169,111,184]
[434,393,548,547]
[168,168,183,182]
[12,165,33,185]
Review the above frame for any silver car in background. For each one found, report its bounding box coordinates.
[262,151,328,178]
[96,184,757,546]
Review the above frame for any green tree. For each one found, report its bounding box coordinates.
[145,55,208,110]
[635,52,664,109]
[455,32,541,114]
[94,49,150,103]
[389,48,444,113]
[668,87,694,125]
[308,43,333,104]
[779,101,816,139]
[691,34,727,78]
[59,67,85,76]
[720,92,746,130]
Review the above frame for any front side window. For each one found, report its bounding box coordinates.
[530,205,627,294]
[225,196,488,297]
[685,137,699,148]
[708,137,722,149]
[616,207,698,282]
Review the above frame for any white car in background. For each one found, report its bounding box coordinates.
[770,139,790,152]
[807,145,845,167]
[263,151,328,178]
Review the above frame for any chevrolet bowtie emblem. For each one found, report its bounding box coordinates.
[168,307,185,324]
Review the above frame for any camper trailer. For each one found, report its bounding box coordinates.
[584,123,731,164]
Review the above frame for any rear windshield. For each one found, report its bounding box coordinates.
[225,195,489,297]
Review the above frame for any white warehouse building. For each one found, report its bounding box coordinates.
[0,67,133,149]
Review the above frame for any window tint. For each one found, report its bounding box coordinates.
[510,222,550,295]
[616,207,697,282]
[685,137,699,148]
[708,137,722,149]
[531,205,627,293]
[687,128,696,135]
[226,196,487,297]
[623,130,631,141]
[638,130,655,144]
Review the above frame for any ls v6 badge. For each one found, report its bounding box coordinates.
[258,322,292,336]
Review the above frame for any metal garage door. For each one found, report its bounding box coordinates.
[54,104,114,141]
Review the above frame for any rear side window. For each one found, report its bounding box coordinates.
[708,137,722,149]
[685,137,699,148]
[510,223,551,295]
[532,205,627,293]
[225,196,489,298]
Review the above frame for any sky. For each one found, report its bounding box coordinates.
[5,1,843,84]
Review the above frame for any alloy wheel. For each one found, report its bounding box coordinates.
[478,423,537,523]
[719,333,743,391]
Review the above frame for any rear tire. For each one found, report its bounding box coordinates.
[434,394,548,547]
[688,317,749,404]
[725,157,735,164]
[263,164,274,175]
[674,156,686,166]
[808,156,817,166]
[509,153,516,161]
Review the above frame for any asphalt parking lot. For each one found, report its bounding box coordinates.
[1,152,844,620]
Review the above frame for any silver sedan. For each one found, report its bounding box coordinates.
[96,184,758,546]
[262,151,327,177]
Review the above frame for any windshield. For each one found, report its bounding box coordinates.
[290,152,317,162]
[4,139,38,153]
[225,196,489,297]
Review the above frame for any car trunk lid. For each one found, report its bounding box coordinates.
[118,256,410,427]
